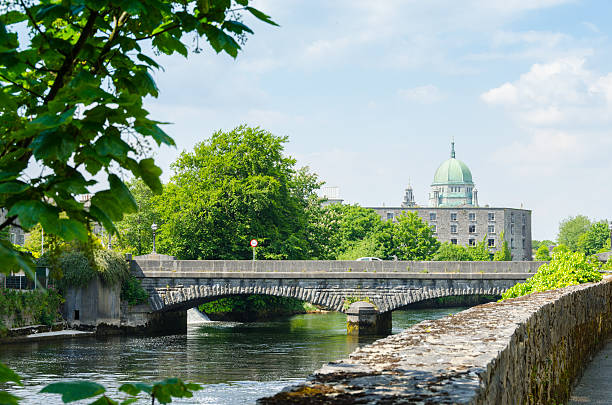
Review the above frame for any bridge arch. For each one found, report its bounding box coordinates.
[144,279,513,314]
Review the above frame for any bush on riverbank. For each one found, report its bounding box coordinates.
[50,249,130,290]
[121,276,149,306]
[0,288,63,332]
[501,251,602,300]
[199,295,319,321]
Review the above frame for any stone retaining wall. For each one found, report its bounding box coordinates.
[258,276,612,404]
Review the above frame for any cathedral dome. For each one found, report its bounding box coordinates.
[432,158,473,185]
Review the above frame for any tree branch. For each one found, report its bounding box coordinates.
[135,24,180,41]
[0,216,17,232]
[45,9,100,103]
[0,73,44,98]
[93,11,129,74]
[19,0,53,48]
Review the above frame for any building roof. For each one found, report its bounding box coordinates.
[432,142,473,185]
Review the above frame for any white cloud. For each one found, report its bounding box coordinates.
[482,57,612,174]
[398,85,445,104]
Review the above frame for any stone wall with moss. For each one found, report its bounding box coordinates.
[258,276,612,404]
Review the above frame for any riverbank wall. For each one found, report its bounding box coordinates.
[62,277,186,335]
[259,276,612,404]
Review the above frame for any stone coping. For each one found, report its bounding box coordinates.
[137,271,534,280]
[131,260,544,275]
[258,276,612,404]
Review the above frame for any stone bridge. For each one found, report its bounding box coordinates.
[132,255,542,317]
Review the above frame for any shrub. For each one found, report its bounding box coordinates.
[121,276,149,306]
[55,249,130,289]
[94,250,130,286]
[501,251,602,300]
[0,288,63,328]
[57,250,96,289]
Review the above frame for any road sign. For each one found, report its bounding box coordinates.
[250,239,258,247]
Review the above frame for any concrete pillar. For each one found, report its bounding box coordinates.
[346,301,392,336]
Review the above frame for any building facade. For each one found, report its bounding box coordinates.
[370,142,532,261]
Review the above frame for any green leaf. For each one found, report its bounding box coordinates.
[0,181,29,194]
[31,129,77,162]
[40,381,105,403]
[246,7,279,26]
[136,53,161,70]
[139,158,163,194]
[7,200,57,229]
[30,107,76,129]
[119,382,153,396]
[1,11,28,25]
[0,390,21,405]
[222,20,254,35]
[135,123,175,147]
[0,240,35,277]
[58,218,88,242]
[108,174,138,214]
[0,363,22,385]
[89,395,118,405]
[120,399,139,405]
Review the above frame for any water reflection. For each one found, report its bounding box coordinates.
[1,308,465,404]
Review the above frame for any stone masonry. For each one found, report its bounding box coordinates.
[131,259,541,313]
[258,276,612,404]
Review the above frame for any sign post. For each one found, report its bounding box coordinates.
[250,239,258,261]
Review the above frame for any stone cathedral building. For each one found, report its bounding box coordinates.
[370,142,532,261]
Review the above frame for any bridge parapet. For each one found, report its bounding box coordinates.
[131,258,544,275]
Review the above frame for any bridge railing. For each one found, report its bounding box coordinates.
[131,257,544,275]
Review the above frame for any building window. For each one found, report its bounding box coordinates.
[522,238,526,248]
[522,215,526,225]
[432,225,437,233]
[387,212,394,220]
[488,225,495,234]
[450,224,458,233]
[511,238,515,248]
[451,239,457,245]
[468,212,476,221]
[488,212,495,221]
[522,225,526,236]
[450,213,457,221]
[429,212,437,221]
[469,239,476,246]
[511,224,515,235]
[511,213,515,223]
[469,224,476,233]
[488,239,495,247]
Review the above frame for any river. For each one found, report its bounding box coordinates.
[1,308,465,404]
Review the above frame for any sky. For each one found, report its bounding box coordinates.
[144,0,612,241]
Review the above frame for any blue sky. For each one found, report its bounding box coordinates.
[145,0,612,241]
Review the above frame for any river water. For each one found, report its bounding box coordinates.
[1,308,465,404]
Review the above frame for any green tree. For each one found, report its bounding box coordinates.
[157,126,322,260]
[433,242,471,261]
[115,178,162,256]
[577,221,610,256]
[391,212,440,260]
[493,232,511,261]
[557,215,592,251]
[532,239,554,251]
[0,0,276,275]
[535,244,551,261]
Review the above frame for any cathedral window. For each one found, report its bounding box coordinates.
[522,238,526,248]
[522,225,525,236]
[450,224,457,233]
[511,213,515,223]
[511,224,514,235]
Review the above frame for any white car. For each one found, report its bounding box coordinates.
[356,257,383,261]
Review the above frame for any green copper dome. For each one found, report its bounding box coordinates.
[432,142,473,185]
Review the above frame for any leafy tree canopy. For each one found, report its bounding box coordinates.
[577,221,610,256]
[557,215,592,251]
[0,0,276,275]
[156,125,324,260]
[534,244,551,261]
[391,211,439,260]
